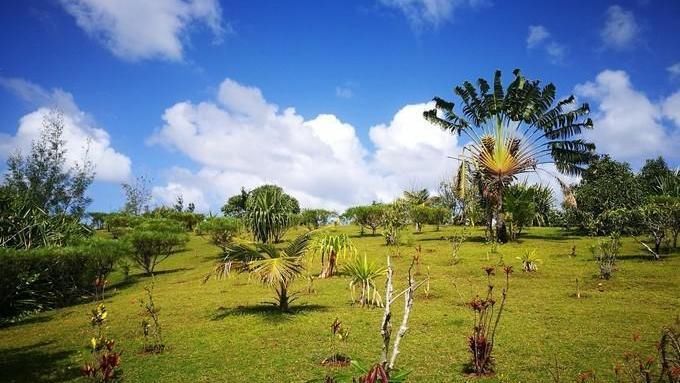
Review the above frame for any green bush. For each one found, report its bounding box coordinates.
[125,219,189,275]
[0,238,130,320]
[197,217,241,253]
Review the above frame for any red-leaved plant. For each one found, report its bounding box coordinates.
[466,265,512,375]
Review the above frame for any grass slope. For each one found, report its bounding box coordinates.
[0,225,678,382]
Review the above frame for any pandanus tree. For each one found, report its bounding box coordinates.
[244,185,296,244]
[311,232,356,278]
[424,69,595,242]
[212,233,310,311]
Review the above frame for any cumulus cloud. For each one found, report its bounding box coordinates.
[149,78,460,211]
[60,0,225,61]
[526,25,566,64]
[668,63,680,79]
[574,70,679,166]
[601,5,639,50]
[0,77,132,182]
[379,0,486,29]
[526,25,550,48]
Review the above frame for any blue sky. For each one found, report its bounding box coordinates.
[1,0,679,212]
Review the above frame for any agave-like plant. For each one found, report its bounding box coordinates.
[343,255,386,307]
[424,69,595,241]
[311,232,357,278]
[211,233,310,311]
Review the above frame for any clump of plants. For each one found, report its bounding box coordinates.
[613,319,680,383]
[517,249,540,272]
[197,217,241,254]
[344,254,386,308]
[590,233,620,280]
[321,318,351,367]
[139,280,164,354]
[466,265,513,376]
[81,282,122,382]
[312,232,356,278]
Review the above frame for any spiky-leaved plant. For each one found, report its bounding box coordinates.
[424,69,595,242]
[343,254,386,307]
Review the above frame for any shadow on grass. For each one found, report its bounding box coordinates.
[0,313,53,329]
[211,304,328,321]
[0,341,79,383]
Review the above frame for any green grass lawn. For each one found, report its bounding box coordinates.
[1,225,678,382]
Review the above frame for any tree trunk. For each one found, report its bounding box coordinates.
[320,250,337,278]
[278,282,289,312]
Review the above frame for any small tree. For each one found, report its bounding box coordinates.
[344,205,385,235]
[126,219,189,275]
[409,205,431,233]
[122,176,152,216]
[209,233,311,311]
[300,209,335,231]
[638,202,671,257]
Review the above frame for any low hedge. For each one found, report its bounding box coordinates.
[0,238,131,320]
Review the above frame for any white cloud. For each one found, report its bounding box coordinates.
[601,5,639,50]
[0,78,132,182]
[152,181,209,212]
[379,0,486,29]
[574,70,679,165]
[526,25,550,48]
[336,86,353,99]
[60,0,225,61]
[668,63,680,79]
[526,25,566,64]
[662,91,680,127]
[149,78,460,211]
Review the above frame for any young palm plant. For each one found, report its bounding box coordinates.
[245,187,295,244]
[424,69,595,242]
[212,233,311,311]
[343,255,387,307]
[312,232,357,278]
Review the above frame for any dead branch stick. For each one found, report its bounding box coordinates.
[380,255,394,365]
[388,257,416,370]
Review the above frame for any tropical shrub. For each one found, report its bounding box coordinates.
[343,255,386,307]
[245,185,297,243]
[517,249,539,272]
[590,234,620,280]
[466,266,513,375]
[81,301,121,382]
[209,233,311,311]
[125,219,189,275]
[409,205,431,233]
[381,201,409,246]
[197,217,241,253]
[312,233,357,278]
[429,207,449,231]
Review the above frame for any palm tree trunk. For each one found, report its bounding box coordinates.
[278,281,289,312]
[320,250,337,278]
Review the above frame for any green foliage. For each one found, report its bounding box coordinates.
[211,233,311,311]
[636,156,673,197]
[572,155,644,234]
[311,232,357,278]
[409,205,432,233]
[221,187,249,218]
[300,209,336,231]
[503,184,537,240]
[144,206,205,231]
[517,249,540,272]
[429,206,449,231]
[244,185,298,243]
[125,218,189,275]
[0,237,130,319]
[343,204,385,235]
[381,201,409,246]
[197,217,241,253]
[590,234,620,280]
[343,255,386,307]
[0,112,94,249]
